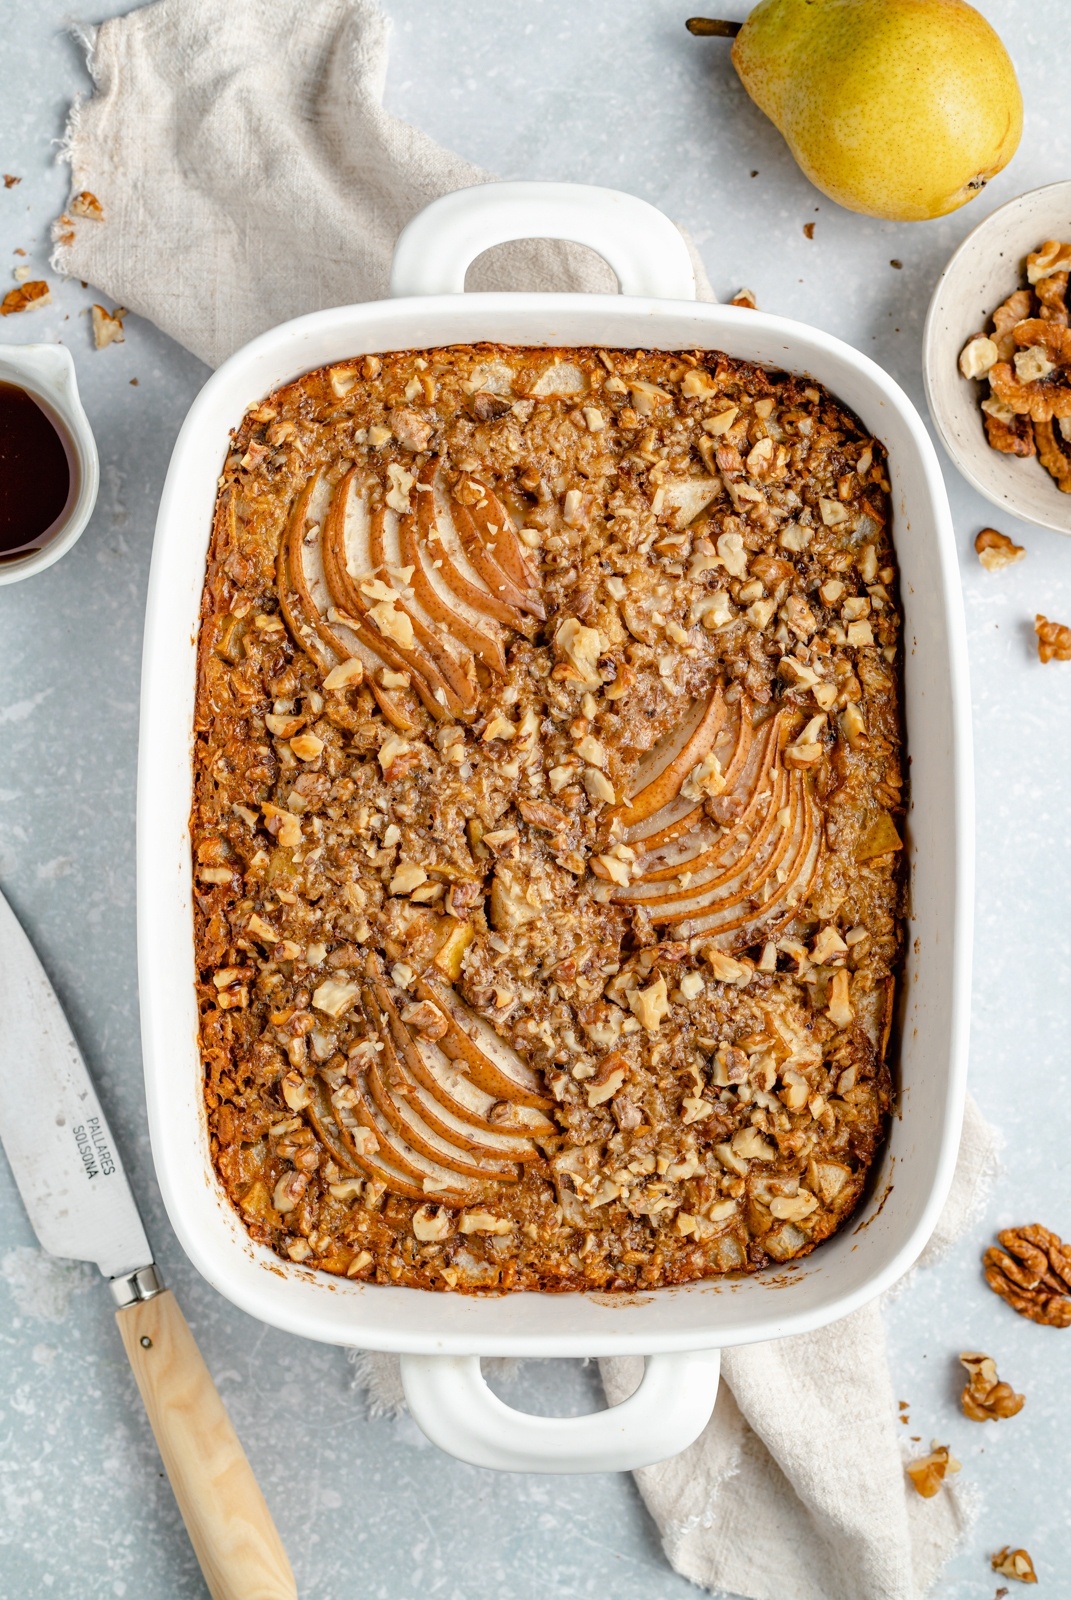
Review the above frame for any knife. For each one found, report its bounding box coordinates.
[0,885,297,1600]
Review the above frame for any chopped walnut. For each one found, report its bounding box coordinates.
[965,243,1071,491]
[1035,614,1071,663]
[0,280,50,316]
[91,304,127,348]
[69,190,104,221]
[991,1547,1038,1584]
[628,974,669,1033]
[975,528,1025,571]
[905,1442,961,1498]
[958,1352,1025,1421]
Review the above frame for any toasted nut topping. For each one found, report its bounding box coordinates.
[703,949,753,987]
[826,969,854,1030]
[413,1203,452,1242]
[281,1070,311,1111]
[273,1170,308,1214]
[628,974,669,1032]
[390,861,428,895]
[323,657,364,689]
[459,1211,514,1235]
[731,1127,776,1162]
[312,978,360,1018]
[290,733,324,761]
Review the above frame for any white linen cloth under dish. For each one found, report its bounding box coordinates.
[52,4,995,1595]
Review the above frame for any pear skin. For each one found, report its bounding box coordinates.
[732,0,1023,222]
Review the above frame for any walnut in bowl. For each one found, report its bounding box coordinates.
[923,181,1071,535]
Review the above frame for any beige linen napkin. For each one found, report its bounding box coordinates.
[52,5,994,1595]
[52,0,711,367]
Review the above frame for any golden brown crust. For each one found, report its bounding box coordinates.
[192,345,904,1293]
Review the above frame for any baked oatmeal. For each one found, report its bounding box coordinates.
[192,343,905,1293]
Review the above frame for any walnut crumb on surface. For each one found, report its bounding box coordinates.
[0,280,50,316]
[69,190,104,221]
[990,1547,1038,1584]
[1035,614,1071,663]
[959,1352,1025,1421]
[974,528,1025,571]
[905,1442,961,1498]
[92,304,127,349]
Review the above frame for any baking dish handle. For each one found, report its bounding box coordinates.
[398,1349,720,1474]
[389,181,698,301]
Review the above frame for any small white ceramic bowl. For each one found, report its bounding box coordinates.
[923,180,1071,536]
[0,343,99,584]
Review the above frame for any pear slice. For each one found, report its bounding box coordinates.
[399,464,508,674]
[367,504,479,714]
[621,768,790,907]
[321,472,463,717]
[607,687,726,832]
[277,477,353,670]
[681,780,823,944]
[415,976,553,1110]
[306,1075,473,1204]
[414,1037,556,1141]
[623,770,796,922]
[463,483,544,613]
[347,1069,493,1199]
[365,973,549,1154]
[450,497,545,621]
[420,471,531,631]
[616,697,757,856]
[627,714,783,884]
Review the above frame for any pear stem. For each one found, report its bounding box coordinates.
[685,17,743,36]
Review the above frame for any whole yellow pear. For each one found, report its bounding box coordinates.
[731,0,1023,221]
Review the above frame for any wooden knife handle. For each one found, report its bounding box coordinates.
[116,1289,297,1600]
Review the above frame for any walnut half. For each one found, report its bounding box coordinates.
[984,1223,1071,1325]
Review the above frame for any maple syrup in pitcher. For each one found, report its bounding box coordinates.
[0,380,72,559]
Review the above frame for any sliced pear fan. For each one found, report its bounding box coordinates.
[461,481,544,613]
[302,960,554,1205]
[597,695,823,951]
[606,687,726,833]
[399,462,508,674]
[415,975,554,1111]
[625,713,784,884]
[276,462,546,712]
[592,697,758,877]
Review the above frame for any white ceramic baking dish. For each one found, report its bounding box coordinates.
[138,182,973,1475]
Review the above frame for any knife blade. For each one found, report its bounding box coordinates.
[0,884,297,1600]
[0,885,152,1281]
